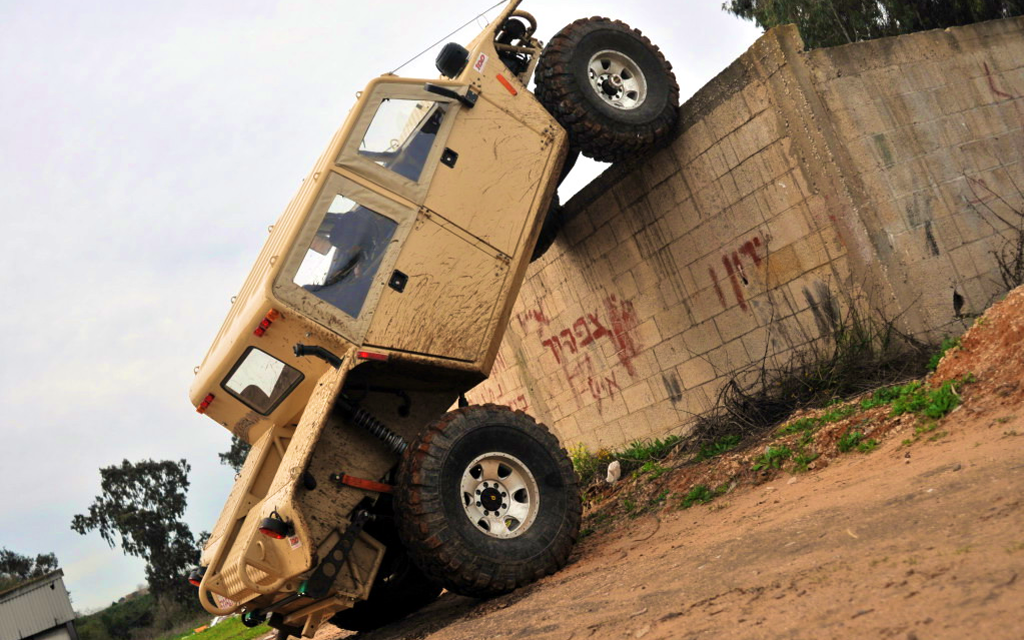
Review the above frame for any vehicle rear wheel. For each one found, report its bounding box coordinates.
[394,405,582,598]
[534,18,679,163]
[329,510,442,632]
[530,195,563,262]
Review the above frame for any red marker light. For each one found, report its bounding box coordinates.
[258,517,290,539]
[254,309,280,337]
[197,394,215,414]
[357,351,389,362]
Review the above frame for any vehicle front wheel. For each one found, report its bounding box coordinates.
[394,405,581,598]
[535,18,679,163]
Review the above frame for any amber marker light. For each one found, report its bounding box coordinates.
[254,309,281,337]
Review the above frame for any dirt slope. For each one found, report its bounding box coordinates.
[319,287,1024,640]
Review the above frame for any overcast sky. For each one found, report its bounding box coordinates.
[0,0,760,613]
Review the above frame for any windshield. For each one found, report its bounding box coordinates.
[292,194,398,318]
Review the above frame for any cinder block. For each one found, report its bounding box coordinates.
[743,80,772,115]
[617,411,653,443]
[676,355,717,389]
[714,306,760,343]
[639,145,683,190]
[644,402,688,434]
[623,379,656,414]
[613,270,640,301]
[675,120,715,164]
[653,336,693,372]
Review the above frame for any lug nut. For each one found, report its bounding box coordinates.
[476,502,481,507]
[476,490,481,495]
[501,492,506,497]
[502,503,507,509]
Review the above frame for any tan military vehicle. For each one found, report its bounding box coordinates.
[188,1,678,636]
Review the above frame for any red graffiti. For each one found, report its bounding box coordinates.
[722,255,748,312]
[710,267,727,308]
[541,296,640,377]
[538,295,641,411]
[711,236,765,312]
[564,354,622,411]
[984,62,1015,100]
[492,349,509,374]
[739,236,763,266]
[605,295,640,377]
[515,307,550,334]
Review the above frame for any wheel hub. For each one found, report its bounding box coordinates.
[460,452,540,539]
[588,49,648,111]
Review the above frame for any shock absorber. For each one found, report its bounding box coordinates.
[336,395,408,456]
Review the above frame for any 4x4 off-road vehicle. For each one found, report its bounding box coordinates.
[188,1,678,636]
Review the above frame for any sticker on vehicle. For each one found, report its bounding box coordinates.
[474,53,488,73]
[288,535,302,550]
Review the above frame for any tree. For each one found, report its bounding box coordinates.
[218,435,251,474]
[723,0,1024,49]
[0,548,59,590]
[71,459,199,604]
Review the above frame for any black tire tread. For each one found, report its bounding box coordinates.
[534,17,680,163]
[394,405,582,598]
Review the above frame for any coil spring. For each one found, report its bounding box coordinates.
[349,405,408,455]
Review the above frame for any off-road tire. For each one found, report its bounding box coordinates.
[329,510,442,632]
[534,18,679,163]
[328,547,440,631]
[531,195,563,262]
[394,404,582,598]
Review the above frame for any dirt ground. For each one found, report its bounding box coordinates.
[314,288,1024,640]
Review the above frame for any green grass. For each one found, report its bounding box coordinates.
[695,434,742,461]
[618,436,683,464]
[162,617,270,640]
[776,403,858,438]
[857,438,879,452]
[861,375,974,420]
[633,461,669,480]
[679,484,729,508]
[570,436,682,486]
[837,430,864,453]
[793,451,820,472]
[752,445,793,471]
[928,337,961,371]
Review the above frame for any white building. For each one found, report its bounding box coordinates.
[0,570,78,640]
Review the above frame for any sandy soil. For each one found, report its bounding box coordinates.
[314,288,1024,640]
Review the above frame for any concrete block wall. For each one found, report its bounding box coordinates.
[468,18,1024,451]
[804,18,1024,329]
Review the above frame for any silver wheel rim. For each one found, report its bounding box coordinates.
[459,452,540,539]
[587,49,648,111]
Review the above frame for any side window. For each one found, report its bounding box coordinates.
[223,348,304,415]
[292,194,398,319]
[359,99,449,182]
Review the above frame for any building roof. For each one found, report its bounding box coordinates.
[0,569,76,640]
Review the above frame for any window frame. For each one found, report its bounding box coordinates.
[272,171,418,343]
[221,346,306,416]
[335,80,462,205]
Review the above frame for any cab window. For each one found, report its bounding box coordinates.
[223,347,304,415]
[359,99,449,182]
[292,194,398,319]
